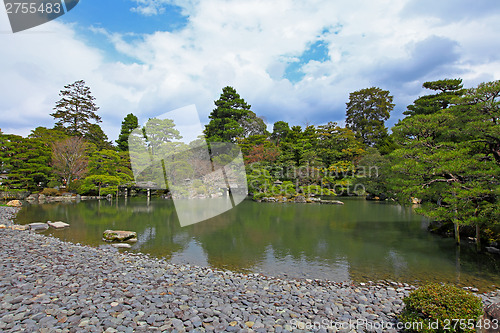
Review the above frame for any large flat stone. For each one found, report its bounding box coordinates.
[47,221,70,229]
[319,200,344,205]
[28,223,49,231]
[103,230,137,242]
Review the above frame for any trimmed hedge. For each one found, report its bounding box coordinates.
[399,283,483,333]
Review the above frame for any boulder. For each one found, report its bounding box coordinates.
[111,243,132,249]
[478,302,500,333]
[26,194,38,202]
[294,195,306,203]
[103,230,137,242]
[47,221,70,229]
[6,200,22,207]
[28,223,49,231]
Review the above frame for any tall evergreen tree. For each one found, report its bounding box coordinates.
[345,87,394,147]
[51,80,101,136]
[85,124,113,150]
[116,113,139,151]
[271,121,290,145]
[204,86,252,143]
[404,78,465,116]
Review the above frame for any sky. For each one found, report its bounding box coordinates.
[1,0,499,142]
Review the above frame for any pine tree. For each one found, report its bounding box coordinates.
[51,80,101,136]
[204,86,252,142]
[116,113,139,151]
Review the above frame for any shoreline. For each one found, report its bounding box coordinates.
[1,207,499,332]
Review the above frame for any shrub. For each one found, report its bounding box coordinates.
[399,283,483,333]
[252,192,268,200]
[40,188,60,196]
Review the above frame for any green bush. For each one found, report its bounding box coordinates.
[253,192,268,200]
[40,188,60,196]
[399,283,483,333]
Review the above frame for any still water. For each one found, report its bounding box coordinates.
[15,197,500,290]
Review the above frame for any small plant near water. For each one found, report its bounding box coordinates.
[40,188,60,196]
[399,283,483,333]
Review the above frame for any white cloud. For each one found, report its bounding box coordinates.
[130,0,167,16]
[1,0,499,140]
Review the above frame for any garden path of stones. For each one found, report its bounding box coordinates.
[1,207,499,332]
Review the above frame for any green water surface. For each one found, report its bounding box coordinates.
[14,197,500,290]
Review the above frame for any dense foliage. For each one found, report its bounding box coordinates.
[399,283,483,333]
[0,79,498,245]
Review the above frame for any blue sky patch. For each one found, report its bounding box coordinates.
[284,40,330,83]
[58,0,188,63]
[61,0,188,34]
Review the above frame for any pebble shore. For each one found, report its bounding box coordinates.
[1,207,499,332]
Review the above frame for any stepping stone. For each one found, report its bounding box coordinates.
[48,221,70,229]
[103,230,137,242]
[28,223,49,231]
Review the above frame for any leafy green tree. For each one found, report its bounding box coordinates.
[80,175,121,196]
[404,79,465,116]
[239,135,280,164]
[271,121,290,145]
[316,122,365,166]
[29,126,69,143]
[84,124,113,150]
[277,125,303,166]
[116,113,139,151]
[204,86,252,142]
[345,87,394,147]
[51,80,101,136]
[354,148,393,199]
[0,134,52,190]
[390,80,500,246]
[80,148,133,195]
[453,80,500,164]
[143,118,182,156]
[240,111,268,137]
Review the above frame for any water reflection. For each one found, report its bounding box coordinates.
[14,197,500,290]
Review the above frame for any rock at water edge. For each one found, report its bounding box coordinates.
[6,200,22,207]
[103,230,137,242]
[29,223,49,231]
[294,195,306,203]
[319,200,344,205]
[48,221,70,229]
[478,302,500,333]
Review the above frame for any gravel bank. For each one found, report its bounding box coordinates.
[1,207,499,332]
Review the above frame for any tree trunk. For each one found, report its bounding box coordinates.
[454,221,460,246]
[476,224,481,252]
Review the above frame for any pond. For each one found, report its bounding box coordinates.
[14,197,500,290]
